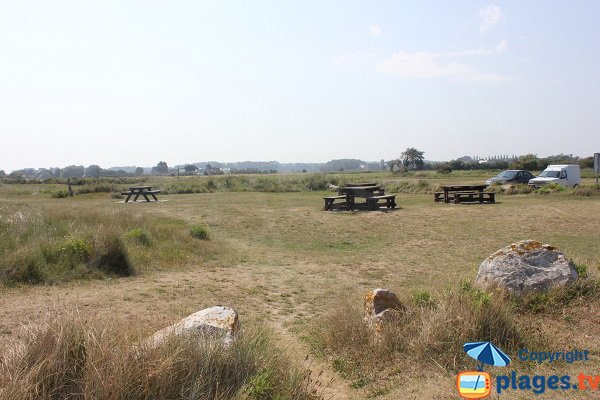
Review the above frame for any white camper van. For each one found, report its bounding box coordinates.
[528,165,581,188]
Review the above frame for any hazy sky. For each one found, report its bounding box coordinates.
[1,1,599,171]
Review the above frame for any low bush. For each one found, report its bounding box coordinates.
[89,233,134,276]
[127,228,151,246]
[411,290,435,307]
[50,190,70,198]
[571,184,600,197]
[75,184,116,194]
[510,274,599,313]
[535,183,566,195]
[0,313,320,400]
[190,224,210,240]
[505,184,533,195]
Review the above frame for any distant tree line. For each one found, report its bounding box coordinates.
[2,153,595,181]
[434,153,592,173]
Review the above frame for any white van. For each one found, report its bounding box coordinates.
[528,165,581,188]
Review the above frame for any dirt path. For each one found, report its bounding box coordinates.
[269,318,359,400]
[0,263,360,399]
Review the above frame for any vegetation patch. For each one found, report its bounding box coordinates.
[509,272,600,313]
[0,204,213,285]
[190,224,210,240]
[127,228,151,246]
[0,313,320,400]
[311,284,529,392]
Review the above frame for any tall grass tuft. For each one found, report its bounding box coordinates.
[314,284,527,384]
[89,232,134,276]
[0,204,212,285]
[190,224,210,240]
[0,312,321,400]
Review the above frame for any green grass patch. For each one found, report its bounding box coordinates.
[190,224,210,240]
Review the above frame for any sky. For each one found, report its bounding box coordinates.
[1,1,600,171]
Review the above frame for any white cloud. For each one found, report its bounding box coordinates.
[337,38,509,83]
[369,23,383,37]
[479,4,503,33]
[494,39,507,53]
[376,50,508,82]
[434,40,508,57]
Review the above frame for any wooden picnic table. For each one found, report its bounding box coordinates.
[122,186,161,203]
[435,184,490,204]
[323,184,396,211]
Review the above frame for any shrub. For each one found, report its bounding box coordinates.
[411,290,435,307]
[505,184,533,195]
[50,190,70,198]
[511,275,600,313]
[574,263,588,277]
[40,236,92,269]
[436,164,452,174]
[127,228,151,246]
[1,250,46,284]
[535,183,566,195]
[89,234,134,276]
[571,185,600,197]
[190,224,210,240]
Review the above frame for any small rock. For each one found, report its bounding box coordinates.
[147,306,239,348]
[364,288,405,334]
[475,240,578,295]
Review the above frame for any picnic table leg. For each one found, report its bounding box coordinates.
[346,194,353,211]
[124,194,131,203]
[133,193,140,202]
[151,193,158,201]
[142,194,150,202]
[444,188,450,203]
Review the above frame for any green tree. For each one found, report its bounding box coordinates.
[184,164,198,173]
[579,156,594,169]
[151,161,169,175]
[84,164,101,178]
[401,148,425,170]
[510,154,545,171]
[60,165,85,178]
[0,170,5,178]
[134,167,144,175]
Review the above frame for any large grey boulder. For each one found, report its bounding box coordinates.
[364,288,405,334]
[147,306,240,348]
[475,240,578,295]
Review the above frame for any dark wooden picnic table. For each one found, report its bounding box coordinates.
[122,186,161,203]
[323,184,396,211]
[435,184,490,203]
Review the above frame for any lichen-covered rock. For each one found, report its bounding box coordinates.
[364,288,405,334]
[148,306,239,348]
[475,240,578,295]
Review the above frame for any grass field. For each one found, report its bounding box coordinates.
[0,173,599,399]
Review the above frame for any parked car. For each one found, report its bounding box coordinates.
[485,170,535,185]
[528,165,581,188]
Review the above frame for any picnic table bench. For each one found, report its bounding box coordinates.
[453,191,495,204]
[121,186,161,203]
[324,184,396,211]
[434,184,494,204]
[366,194,397,210]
